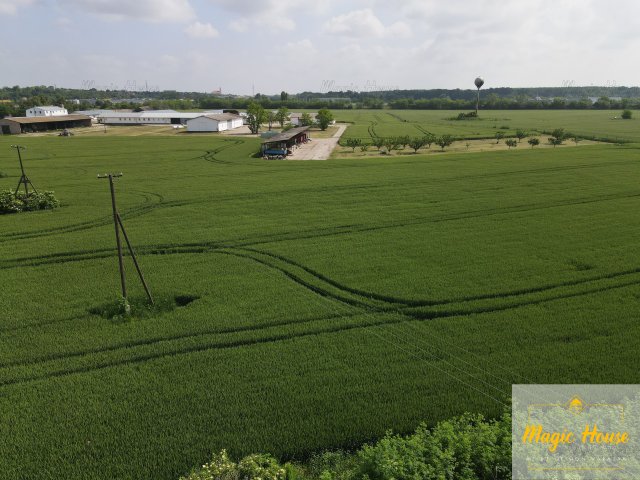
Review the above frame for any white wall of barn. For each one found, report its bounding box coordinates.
[186,116,223,132]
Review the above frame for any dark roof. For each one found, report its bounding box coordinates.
[3,114,92,124]
[261,126,309,144]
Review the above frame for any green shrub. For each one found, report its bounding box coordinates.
[180,450,286,480]
[622,109,632,119]
[179,411,512,480]
[0,190,60,214]
[453,111,478,120]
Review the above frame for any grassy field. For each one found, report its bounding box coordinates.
[337,109,639,143]
[0,110,639,479]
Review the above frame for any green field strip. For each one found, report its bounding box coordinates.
[0,189,193,243]
[0,312,403,389]
[2,187,640,271]
[218,248,389,311]
[5,247,634,388]
[0,311,364,372]
[0,313,89,334]
[402,273,640,319]
[230,246,640,315]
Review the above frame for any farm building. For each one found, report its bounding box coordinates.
[0,115,92,134]
[97,110,224,125]
[186,113,244,132]
[26,105,68,117]
[261,126,310,157]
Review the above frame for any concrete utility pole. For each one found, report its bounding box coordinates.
[475,77,485,115]
[98,173,153,308]
[10,145,37,196]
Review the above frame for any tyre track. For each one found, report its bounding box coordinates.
[2,189,640,270]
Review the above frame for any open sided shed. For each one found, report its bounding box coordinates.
[0,115,92,134]
[261,126,310,156]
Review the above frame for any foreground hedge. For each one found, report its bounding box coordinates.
[0,190,59,214]
[180,410,511,480]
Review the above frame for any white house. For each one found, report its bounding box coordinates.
[26,106,68,117]
[289,112,335,127]
[186,113,244,132]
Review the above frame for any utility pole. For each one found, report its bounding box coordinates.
[10,145,37,196]
[98,173,153,308]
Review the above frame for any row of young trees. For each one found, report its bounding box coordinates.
[344,134,455,153]
[344,128,580,153]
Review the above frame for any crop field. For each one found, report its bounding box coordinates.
[1,110,640,479]
[337,109,640,143]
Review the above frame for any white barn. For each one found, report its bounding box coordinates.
[186,113,244,132]
[99,110,208,125]
[26,106,68,117]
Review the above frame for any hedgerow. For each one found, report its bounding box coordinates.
[180,410,512,480]
[0,190,59,214]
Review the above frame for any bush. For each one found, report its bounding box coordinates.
[180,450,286,480]
[505,139,518,149]
[622,109,632,119]
[435,135,454,151]
[0,190,60,214]
[179,410,513,480]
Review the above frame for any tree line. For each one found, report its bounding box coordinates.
[3,84,640,118]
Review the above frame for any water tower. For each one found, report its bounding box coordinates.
[474,77,484,115]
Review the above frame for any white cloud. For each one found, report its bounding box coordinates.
[324,9,412,38]
[185,21,219,38]
[58,0,195,23]
[210,0,332,32]
[0,0,35,15]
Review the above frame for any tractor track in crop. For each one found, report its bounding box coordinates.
[200,140,245,165]
[1,157,636,244]
[2,188,640,270]
[0,267,637,389]
[2,238,640,387]
[0,191,193,243]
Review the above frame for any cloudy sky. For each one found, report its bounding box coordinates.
[0,0,638,95]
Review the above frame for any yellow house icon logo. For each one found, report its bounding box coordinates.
[566,396,585,415]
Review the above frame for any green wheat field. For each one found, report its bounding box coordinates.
[1,110,639,479]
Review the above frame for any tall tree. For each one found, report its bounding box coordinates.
[300,112,314,127]
[267,111,276,130]
[275,107,289,127]
[316,108,334,131]
[246,101,267,134]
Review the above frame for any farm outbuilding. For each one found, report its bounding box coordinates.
[26,105,68,117]
[261,126,310,157]
[99,111,199,125]
[186,113,244,132]
[0,115,92,134]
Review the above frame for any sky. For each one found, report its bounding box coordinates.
[0,0,638,95]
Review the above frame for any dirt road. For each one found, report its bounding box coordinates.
[286,124,347,160]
